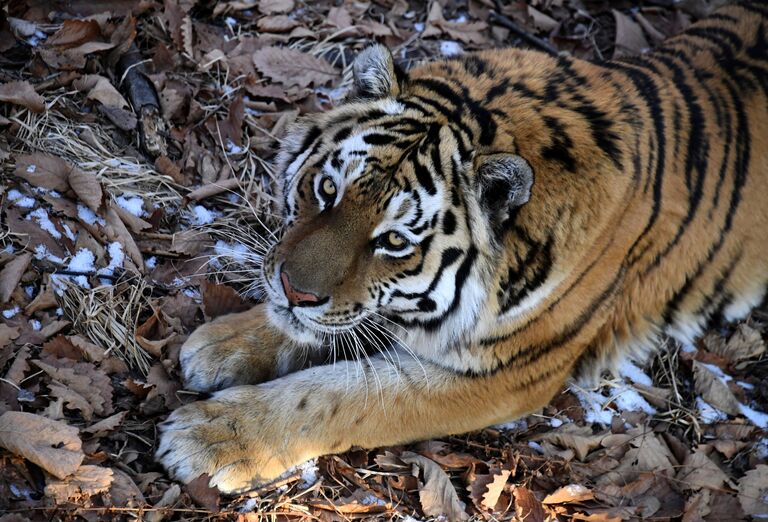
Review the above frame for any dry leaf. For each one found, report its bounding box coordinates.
[706,324,766,365]
[73,74,129,108]
[675,446,731,491]
[693,361,741,416]
[0,81,45,113]
[46,19,101,49]
[513,485,546,522]
[612,10,650,58]
[0,253,32,304]
[67,167,103,212]
[253,47,338,88]
[14,153,73,192]
[259,0,294,15]
[257,15,299,33]
[543,484,594,504]
[528,6,558,32]
[186,474,220,512]
[202,281,250,320]
[109,468,145,506]
[400,451,469,521]
[45,465,113,503]
[738,464,768,517]
[480,469,510,510]
[0,411,84,479]
[39,41,115,70]
[83,411,127,436]
[34,359,113,417]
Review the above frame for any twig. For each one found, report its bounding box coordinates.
[488,11,561,57]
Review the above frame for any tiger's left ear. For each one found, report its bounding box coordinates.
[476,154,534,228]
[353,44,405,98]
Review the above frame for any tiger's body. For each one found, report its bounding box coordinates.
[158,3,768,493]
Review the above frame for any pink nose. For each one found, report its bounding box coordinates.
[281,271,321,306]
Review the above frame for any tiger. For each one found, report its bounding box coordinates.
[157,2,768,494]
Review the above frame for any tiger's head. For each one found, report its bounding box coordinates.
[262,45,536,347]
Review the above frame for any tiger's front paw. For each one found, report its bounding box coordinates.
[156,391,294,493]
[180,307,281,392]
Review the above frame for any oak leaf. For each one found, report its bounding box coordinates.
[253,47,338,88]
[0,253,32,304]
[44,465,113,503]
[0,411,84,479]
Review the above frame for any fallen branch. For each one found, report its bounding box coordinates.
[488,11,561,57]
[116,44,168,158]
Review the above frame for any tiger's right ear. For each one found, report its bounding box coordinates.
[353,44,405,98]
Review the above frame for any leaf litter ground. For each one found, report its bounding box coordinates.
[1,0,767,520]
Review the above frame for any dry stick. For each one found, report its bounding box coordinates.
[117,44,168,158]
[488,11,561,57]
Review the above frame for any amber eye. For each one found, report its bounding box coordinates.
[320,176,336,199]
[381,231,409,251]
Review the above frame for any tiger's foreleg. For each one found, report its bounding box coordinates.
[157,354,567,493]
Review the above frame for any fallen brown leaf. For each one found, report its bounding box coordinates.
[253,47,339,89]
[14,153,73,192]
[0,81,45,113]
[44,464,113,503]
[0,253,32,304]
[738,464,768,518]
[0,411,84,479]
[400,451,469,521]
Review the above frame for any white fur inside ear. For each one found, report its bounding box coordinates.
[353,44,399,98]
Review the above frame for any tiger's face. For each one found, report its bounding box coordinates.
[261,46,534,346]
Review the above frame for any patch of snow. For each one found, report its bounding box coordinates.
[571,386,615,425]
[297,459,319,488]
[33,245,64,264]
[104,158,141,172]
[7,189,36,208]
[439,40,463,57]
[527,441,544,453]
[145,256,157,269]
[53,248,96,292]
[3,245,13,254]
[183,287,201,299]
[190,204,219,225]
[26,164,37,173]
[226,140,244,155]
[29,319,41,331]
[756,438,768,459]
[171,277,189,287]
[27,208,61,238]
[738,381,755,390]
[62,223,77,241]
[448,14,468,23]
[24,286,35,298]
[32,186,60,198]
[413,22,425,32]
[56,308,63,316]
[225,16,238,27]
[77,204,105,226]
[618,359,653,386]
[611,386,656,415]
[550,417,563,428]
[494,418,528,431]
[238,498,258,512]
[2,306,20,319]
[116,194,145,217]
[696,397,728,424]
[738,403,768,429]
[361,494,387,506]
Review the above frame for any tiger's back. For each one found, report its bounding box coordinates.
[426,2,768,384]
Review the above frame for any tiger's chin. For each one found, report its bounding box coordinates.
[265,301,366,347]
